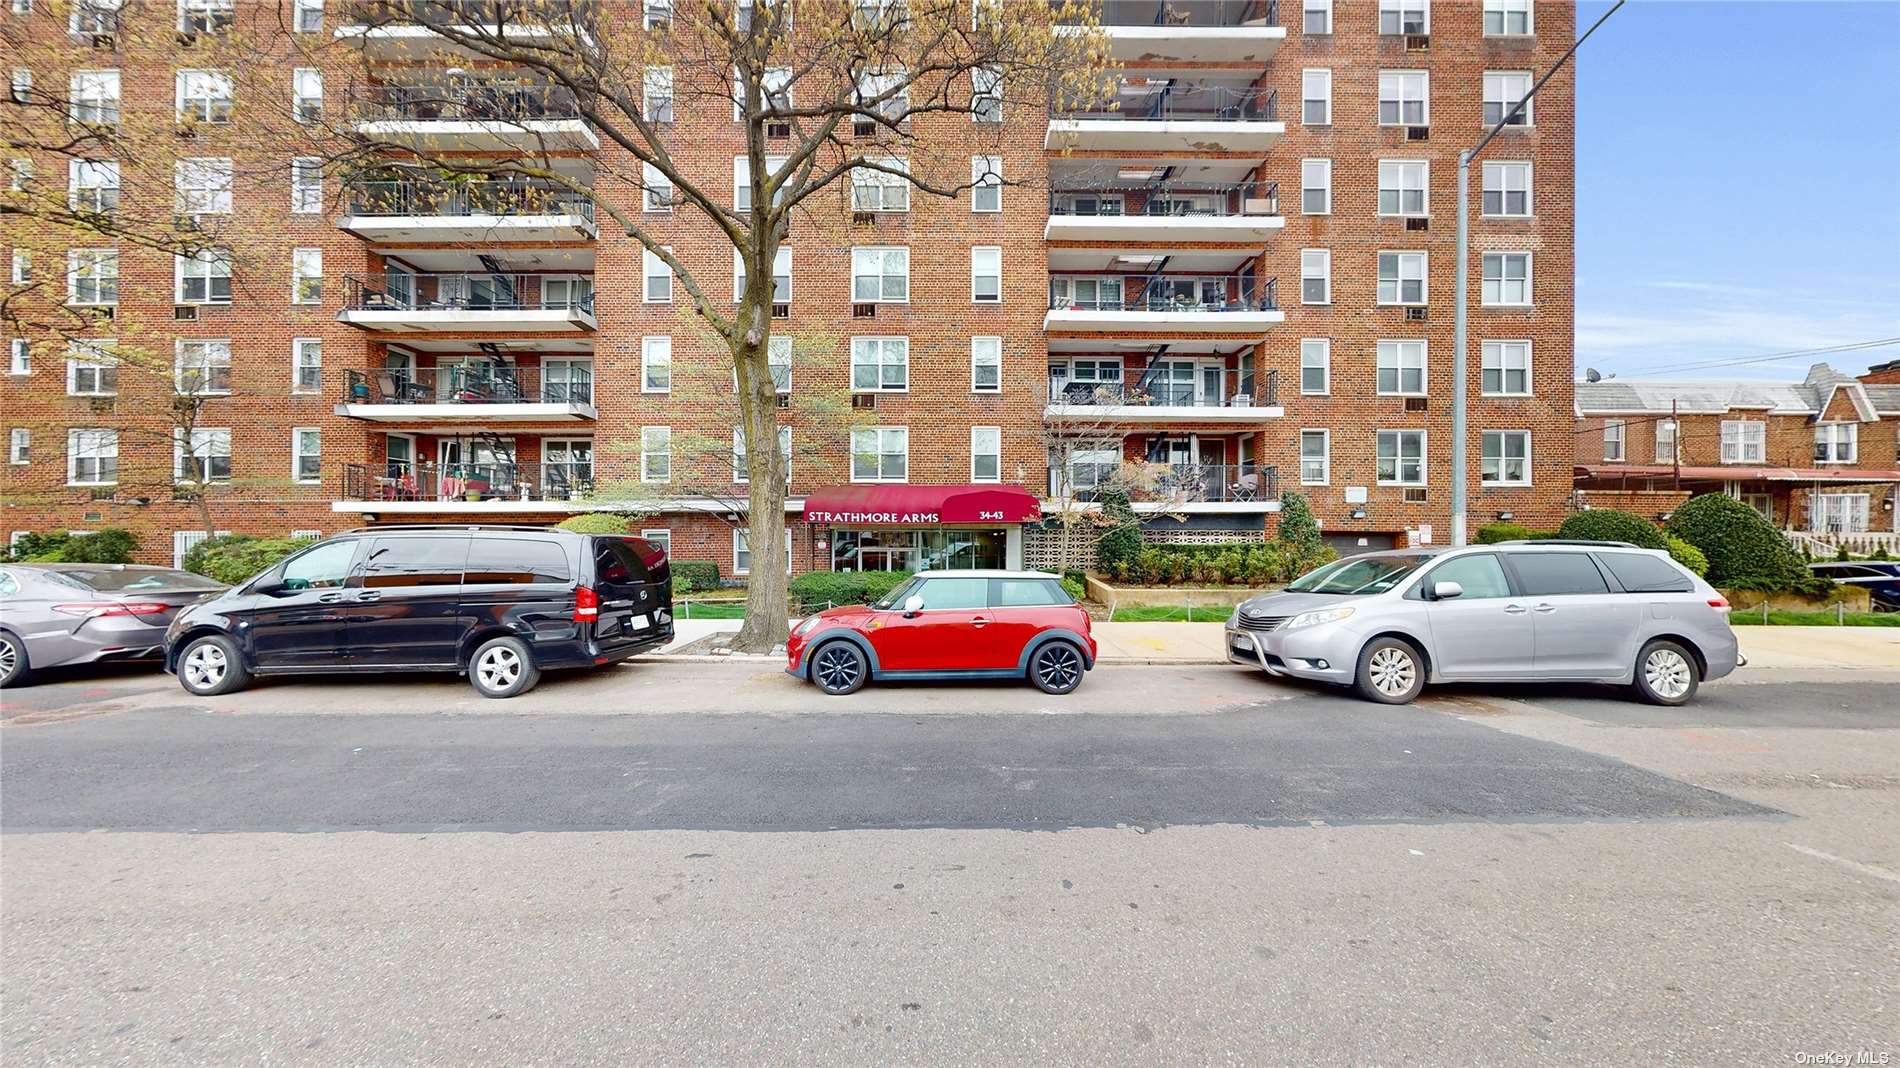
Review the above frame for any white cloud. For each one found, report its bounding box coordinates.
[1577,289,1900,378]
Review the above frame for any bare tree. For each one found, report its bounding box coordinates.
[1038,381,1204,577]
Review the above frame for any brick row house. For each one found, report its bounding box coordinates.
[1574,364,1900,550]
[4,0,1579,573]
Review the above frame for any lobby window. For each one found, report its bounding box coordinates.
[851,246,909,302]
[1301,69,1331,126]
[640,426,672,482]
[1300,339,1330,395]
[67,428,118,485]
[1483,0,1532,37]
[850,336,908,392]
[1482,431,1530,485]
[67,249,118,305]
[970,246,1001,303]
[65,341,117,395]
[1377,160,1428,217]
[1483,71,1533,127]
[175,70,232,124]
[176,248,231,304]
[1377,251,1427,306]
[970,336,1002,392]
[292,428,321,483]
[68,160,119,212]
[641,336,672,393]
[1814,423,1858,464]
[1482,162,1531,217]
[291,248,322,304]
[1300,429,1329,485]
[1602,420,1626,462]
[1375,339,1426,396]
[291,157,322,213]
[1378,0,1428,35]
[1376,430,1426,486]
[1303,0,1331,34]
[970,426,1001,482]
[1719,420,1764,463]
[175,339,231,394]
[1481,252,1531,306]
[643,247,673,302]
[851,157,910,212]
[175,157,233,214]
[293,338,321,393]
[1300,248,1330,305]
[68,69,119,124]
[1377,70,1429,126]
[1480,340,1530,395]
[851,427,909,482]
[1301,158,1331,215]
[971,156,1002,213]
[174,427,231,484]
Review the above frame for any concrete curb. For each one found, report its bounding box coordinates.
[636,653,1239,667]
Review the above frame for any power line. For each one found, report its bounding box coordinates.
[1590,337,1900,378]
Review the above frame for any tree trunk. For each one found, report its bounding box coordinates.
[731,283,790,654]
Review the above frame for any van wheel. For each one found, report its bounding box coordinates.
[470,636,539,699]
[1029,641,1084,695]
[1633,639,1699,706]
[810,640,868,695]
[1354,637,1425,704]
[177,634,250,696]
[0,630,31,688]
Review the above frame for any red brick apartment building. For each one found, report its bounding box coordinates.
[3,0,1576,573]
[1574,364,1900,552]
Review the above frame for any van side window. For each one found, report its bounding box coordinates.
[1422,553,1512,598]
[1595,552,1692,594]
[280,540,356,590]
[465,539,570,585]
[1509,552,1610,596]
[362,536,467,588]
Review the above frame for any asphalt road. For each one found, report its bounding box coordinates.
[3,666,1896,1065]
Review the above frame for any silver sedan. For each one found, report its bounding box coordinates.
[0,564,226,687]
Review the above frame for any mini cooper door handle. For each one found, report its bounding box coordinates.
[970,616,990,627]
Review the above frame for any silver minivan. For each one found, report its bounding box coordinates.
[1225,540,1742,705]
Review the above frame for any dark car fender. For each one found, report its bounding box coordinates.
[791,627,883,679]
[1016,628,1095,673]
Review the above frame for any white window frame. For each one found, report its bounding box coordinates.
[641,335,672,393]
[175,339,232,395]
[174,69,232,124]
[1719,420,1764,464]
[1300,248,1331,305]
[1379,0,1430,34]
[768,336,792,394]
[851,246,909,303]
[642,161,673,213]
[178,0,232,34]
[1814,422,1858,464]
[1375,429,1427,486]
[970,66,1002,123]
[642,66,673,123]
[1377,159,1429,217]
[67,249,118,305]
[1303,0,1332,34]
[850,157,911,212]
[1483,0,1532,36]
[9,339,29,375]
[9,428,30,465]
[175,248,231,305]
[1480,340,1531,396]
[971,155,1002,213]
[1299,429,1330,485]
[1377,250,1428,306]
[732,154,787,213]
[640,426,672,483]
[68,69,120,124]
[850,426,909,483]
[291,157,322,213]
[1375,339,1427,396]
[1377,70,1429,126]
[68,159,119,212]
[1484,70,1534,127]
[292,427,321,483]
[643,247,673,303]
[291,247,322,304]
[970,426,1001,483]
[640,528,671,555]
[292,68,321,123]
[1481,161,1532,217]
[66,428,118,486]
[65,341,117,396]
[293,0,322,32]
[174,156,232,215]
[733,426,792,485]
[733,246,792,303]
[970,246,1001,304]
[10,250,27,285]
[1654,418,1678,464]
[173,427,231,484]
[1603,420,1627,462]
[1481,430,1531,486]
[970,336,1002,393]
[850,336,909,392]
[292,337,321,393]
[1481,251,1532,306]
[1810,493,1871,535]
[1301,68,1331,126]
[1300,158,1331,215]
[732,527,793,577]
[1300,338,1330,395]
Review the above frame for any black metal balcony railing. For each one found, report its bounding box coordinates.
[342,273,595,314]
[343,461,599,503]
[1049,274,1279,313]
[357,83,582,122]
[346,180,595,221]
[1063,0,1279,28]
[1058,84,1278,122]
[1055,463,1281,503]
[342,365,594,406]
[1049,181,1279,218]
[342,0,599,27]
[1049,368,1279,409]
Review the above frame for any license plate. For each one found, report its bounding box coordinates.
[630,613,650,630]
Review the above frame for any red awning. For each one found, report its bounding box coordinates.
[1576,464,1900,484]
[802,484,1042,526]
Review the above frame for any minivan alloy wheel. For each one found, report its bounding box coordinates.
[0,637,17,678]
[183,643,227,689]
[1643,647,1693,700]
[1366,646,1416,698]
[475,645,522,691]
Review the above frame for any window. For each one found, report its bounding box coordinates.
[464,538,572,586]
[1377,160,1429,217]
[971,156,1001,213]
[10,251,26,284]
[7,157,29,192]
[292,428,320,482]
[643,247,672,302]
[293,0,321,31]
[176,248,231,304]
[1377,71,1429,126]
[733,527,793,576]
[67,428,117,485]
[291,248,322,304]
[1300,248,1331,304]
[1301,158,1331,215]
[1719,420,1765,463]
[1598,552,1692,594]
[282,539,359,590]
[1303,0,1331,34]
[851,246,909,302]
[1483,71,1533,127]
[643,66,673,122]
[1602,420,1626,462]
[1301,69,1331,125]
[644,0,671,29]
[1379,0,1428,34]
[1654,418,1677,463]
[9,339,28,375]
[1377,251,1427,305]
[1815,423,1858,463]
[1511,553,1609,596]
[71,0,121,32]
[1059,444,1121,494]
[733,426,791,484]
[175,70,232,124]
[970,246,1001,303]
[970,66,1001,122]
[640,426,671,482]
[643,161,672,213]
[851,336,908,391]
[65,341,116,395]
[174,157,232,214]
[175,339,231,394]
[174,427,231,483]
[1481,252,1530,306]
[733,247,792,302]
[1482,162,1531,217]
[67,249,118,305]
[69,69,120,123]
[768,336,792,393]
[1483,0,1531,37]
[912,577,988,610]
[293,68,321,123]
[68,160,119,212]
[1423,554,1512,599]
[178,0,232,34]
[732,154,787,213]
[851,427,909,482]
[291,157,322,213]
[293,338,321,393]
[1480,340,1530,395]
[1376,429,1425,485]
[1811,493,1871,535]
[362,535,466,588]
[1481,430,1530,485]
[1376,339,1426,395]
[850,158,910,212]
[640,528,671,556]
[970,336,1002,392]
[544,360,592,404]
[9,428,30,464]
[1300,339,1330,395]
[641,336,671,393]
[1300,429,1329,485]
[7,67,29,105]
[855,69,909,121]
[993,578,1069,608]
[970,426,1001,482]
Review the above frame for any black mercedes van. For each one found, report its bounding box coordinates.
[164,526,674,698]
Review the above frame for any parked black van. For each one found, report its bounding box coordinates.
[164,525,673,698]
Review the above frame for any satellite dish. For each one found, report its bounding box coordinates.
[1584,367,1602,383]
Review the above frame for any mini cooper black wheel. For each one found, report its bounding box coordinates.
[810,640,868,695]
[177,634,251,696]
[1029,641,1084,695]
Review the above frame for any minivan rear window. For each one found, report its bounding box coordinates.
[594,539,652,585]
[1509,552,1610,596]
[1596,552,1693,594]
[465,539,571,585]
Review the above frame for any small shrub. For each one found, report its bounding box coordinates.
[789,570,912,609]
[183,534,317,585]
[1666,493,1805,587]
[1095,488,1142,579]
[1663,534,1709,577]
[1474,522,1534,545]
[555,513,634,535]
[5,528,138,564]
[671,560,721,592]
[1871,547,1893,562]
[1557,508,1668,550]
[1834,545,1854,562]
[1059,575,1086,602]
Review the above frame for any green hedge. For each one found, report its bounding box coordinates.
[1664,534,1709,577]
[554,513,633,535]
[1665,493,1805,587]
[182,534,317,585]
[1105,542,1286,586]
[1558,508,1669,550]
[788,570,912,609]
[671,560,720,594]
[1474,522,1556,544]
[2,528,138,563]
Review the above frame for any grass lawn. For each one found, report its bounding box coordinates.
[1103,604,1238,623]
[677,600,749,619]
[1729,609,1900,627]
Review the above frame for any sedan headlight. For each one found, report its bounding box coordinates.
[1285,607,1355,630]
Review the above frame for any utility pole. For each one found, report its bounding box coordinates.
[1451,0,1625,545]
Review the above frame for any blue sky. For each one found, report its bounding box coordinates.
[1573,0,1900,380]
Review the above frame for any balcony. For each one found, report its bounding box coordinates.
[335,365,595,422]
[352,84,597,152]
[338,180,597,243]
[1045,274,1281,336]
[1053,462,1281,507]
[1044,369,1283,423]
[1047,181,1282,244]
[338,273,597,333]
[1048,85,1282,153]
[341,461,601,505]
[336,1,597,59]
[1066,1,1286,64]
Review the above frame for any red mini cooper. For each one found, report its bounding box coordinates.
[786,570,1097,696]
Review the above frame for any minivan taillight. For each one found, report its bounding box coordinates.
[573,586,600,622]
[1707,597,1730,611]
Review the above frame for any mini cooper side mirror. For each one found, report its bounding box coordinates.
[1432,580,1465,600]
[903,594,925,617]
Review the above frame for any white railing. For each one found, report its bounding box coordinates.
[1788,529,1900,556]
